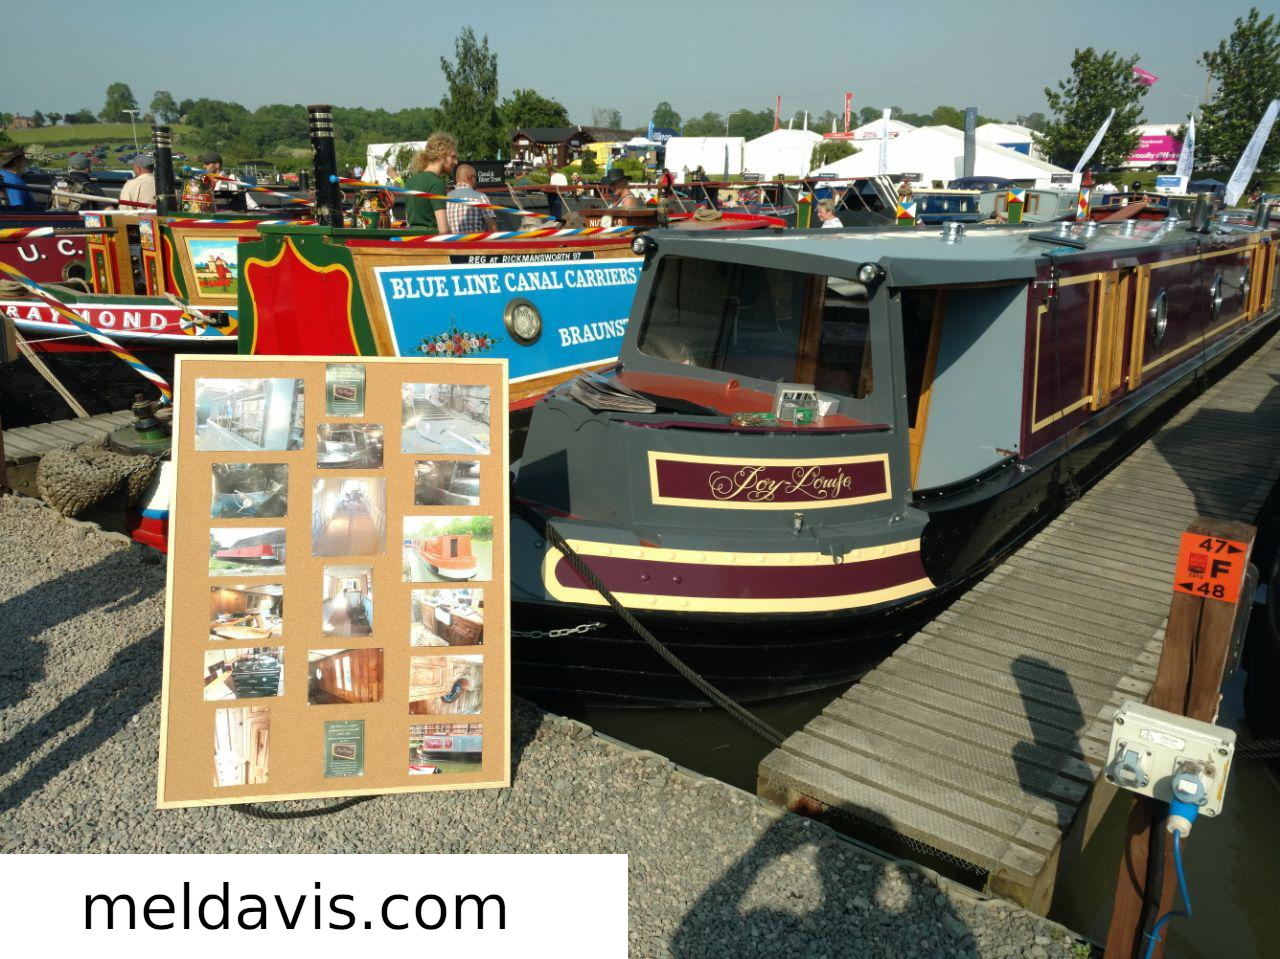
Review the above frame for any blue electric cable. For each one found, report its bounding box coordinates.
[1142,831,1192,959]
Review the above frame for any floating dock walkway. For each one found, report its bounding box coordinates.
[758,328,1280,912]
[1,409,134,495]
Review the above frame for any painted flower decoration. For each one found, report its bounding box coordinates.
[416,324,500,358]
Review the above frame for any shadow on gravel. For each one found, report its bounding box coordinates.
[0,552,159,718]
[0,625,163,813]
[670,812,973,957]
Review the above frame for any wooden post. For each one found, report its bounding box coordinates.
[1103,518,1256,959]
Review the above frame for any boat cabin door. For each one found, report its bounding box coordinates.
[1088,265,1137,411]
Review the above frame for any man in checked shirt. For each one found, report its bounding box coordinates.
[445,165,497,234]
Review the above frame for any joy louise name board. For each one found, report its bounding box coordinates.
[647,452,891,509]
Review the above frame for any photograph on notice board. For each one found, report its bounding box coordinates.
[316,423,384,469]
[402,515,493,583]
[208,527,286,575]
[213,706,270,787]
[409,723,482,775]
[401,383,490,455]
[194,378,304,452]
[411,588,484,646]
[409,654,483,715]
[203,648,284,701]
[322,566,373,637]
[312,478,387,557]
[324,720,365,778]
[414,460,480,506]
[307,648,384,705]
[325,363,366,417]
[209,583,283,641]
[210,463,288,518]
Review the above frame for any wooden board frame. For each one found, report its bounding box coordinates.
[157,354,510,808]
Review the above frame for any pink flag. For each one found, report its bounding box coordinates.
[1132,66,1158,87]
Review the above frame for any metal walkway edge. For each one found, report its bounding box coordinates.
[758,328,1280,913]
[2,409,134,495]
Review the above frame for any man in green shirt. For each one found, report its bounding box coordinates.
[404,132,458,233]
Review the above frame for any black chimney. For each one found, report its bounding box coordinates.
[151,125,177,215]
[308,104,342,228]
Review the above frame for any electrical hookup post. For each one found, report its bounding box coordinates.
[1103,518,1256,959]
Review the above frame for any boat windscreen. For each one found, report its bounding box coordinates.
[636,256,874,399]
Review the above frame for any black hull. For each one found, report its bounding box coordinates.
[511,318,1280,708]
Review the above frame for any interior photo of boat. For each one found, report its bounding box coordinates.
[322,566,373,637]
[209,583,284,641]
[311,478,387,557]
[307,648,384,705]
[414,460,481,506]
[194,377,305,452]
[212,706,270,787]
[401,383,490,455]
[203,647,284,701]
[210,462,288,518]
[411,588,484,646]
[316,422,384,469]
[408,654,483,715]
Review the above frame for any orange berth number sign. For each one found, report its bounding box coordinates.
[1172,533,1248,604]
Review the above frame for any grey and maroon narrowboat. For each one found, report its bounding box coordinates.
[509,212,1280,706]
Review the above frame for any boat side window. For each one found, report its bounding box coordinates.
[636,257,874,400]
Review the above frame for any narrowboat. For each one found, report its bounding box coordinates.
[412,533,478,581]
[508,208,1280,706]
[214,541,286,565]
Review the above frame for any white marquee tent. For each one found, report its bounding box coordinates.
[664,137,745,182]
[975,123,1047,162]
[365,141,425,184]
[811,125,1069,186]
[743,128,824,179]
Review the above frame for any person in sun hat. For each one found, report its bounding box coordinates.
[606,167,639,209]
[0,144,38,209]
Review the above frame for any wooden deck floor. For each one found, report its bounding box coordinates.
[757,328,1280,913]
[2,409,134,495]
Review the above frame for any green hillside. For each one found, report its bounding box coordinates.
[8,122,195,146]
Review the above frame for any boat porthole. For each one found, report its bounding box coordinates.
[503,297,542,345]
[1241,265,1251,302]
[1148,288,1168,346]
[1210,271,1224,319]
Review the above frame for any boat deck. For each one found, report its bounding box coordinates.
[1,409,134,495]
[757,327,1280,912]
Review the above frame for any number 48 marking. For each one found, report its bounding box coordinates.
[1194,582,1227,599]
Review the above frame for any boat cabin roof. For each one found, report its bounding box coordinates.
[647,219,1246,286]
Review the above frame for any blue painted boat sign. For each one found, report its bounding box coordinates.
[374,259,641,382]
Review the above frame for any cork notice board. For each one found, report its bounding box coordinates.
[157,355,509,807]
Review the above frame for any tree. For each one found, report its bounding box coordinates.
[101,82,138,122]
[1195,7,1280,173]
[0,112,12,129]
[651,101,681,130]
[31,110,45,128]
[151,90,180,124]
[591,107,622,129]
[811,141,857,169]
[499,89,570,130]
[184,98,250,145]
[177,98,195,119]
[857,105,881,126]
[438,27,504,159]
[1016,111,1048,132]
[682,111,724,136]
[1037,48,1147,169]
[46,112,62,126]
[65,108,96,125]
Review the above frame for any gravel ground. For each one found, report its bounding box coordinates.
[0,494,1092,958]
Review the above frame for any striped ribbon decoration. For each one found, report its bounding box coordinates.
[181,168,314,205]
[0,261,173,402]
[163,218,317,228]
[0,226,55,241]
[331,176,555,221]
[390,225,638,244]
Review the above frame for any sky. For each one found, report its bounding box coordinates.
[0,0,1267,127]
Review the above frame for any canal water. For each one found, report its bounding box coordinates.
[548,628,1280,958]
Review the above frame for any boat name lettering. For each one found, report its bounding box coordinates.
[4,303,174,331]
[449,252,594,264]
[386,265,638,301]
[708,465,856,503]
[559,317,628,347]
